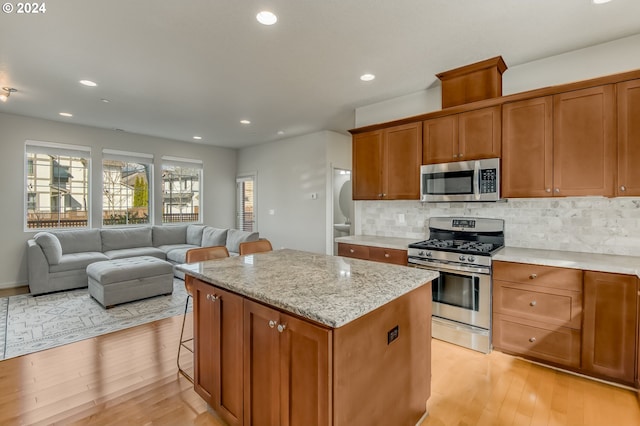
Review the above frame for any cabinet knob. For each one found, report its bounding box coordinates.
[268,320,277,328]
[530,300,537,307]
[458,153,463,158]
[384,253,390,258]
[554,188,560,193]
[545,188,551,193]
[453,154,458,158]
[349,249,355,253]
[206,294,218,301]
[277,323,286,333]
[529,273,537,279]
[382,193,386,197]
[378,193,383,198]
[529,337,536,343]
[620,185,626,192]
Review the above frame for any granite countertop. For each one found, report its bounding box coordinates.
[176,248,437,328]
[334,235,417,251]
[494,247,640,278]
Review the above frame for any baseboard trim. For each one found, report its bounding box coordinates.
[0,281,27,290]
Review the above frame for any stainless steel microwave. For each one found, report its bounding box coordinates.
[420,158,500,202]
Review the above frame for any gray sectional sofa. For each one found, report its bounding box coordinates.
[27,224,259,295]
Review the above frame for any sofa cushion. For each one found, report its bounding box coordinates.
[104,247,166,260]
[165,247,191,264]
[202,227,228,247]
[49,251,109,273]
[187,224,206,245]
[152,225,187,247]
[34,232,63,265]
[157,243,199,255]
[101,227,152,252]
[226,229,259,253]
[52,229,102,254]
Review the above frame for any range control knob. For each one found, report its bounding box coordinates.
[467,256,475,263]
[418,250,425,257]
[426,251,433,258]
[458,255,466,261]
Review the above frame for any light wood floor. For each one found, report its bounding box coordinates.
[0,314,638,425]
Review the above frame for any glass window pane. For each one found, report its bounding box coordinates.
[102,159,151,226]
[161,164,201,224]
[26,152,89,229]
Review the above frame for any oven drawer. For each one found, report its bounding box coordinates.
[337,243,369,260]
[369,247,408,265]
[493,280,582,329]
[494,261,583,292]
[493,313,581,368]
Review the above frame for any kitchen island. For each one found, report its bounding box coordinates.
[177,248,437,426]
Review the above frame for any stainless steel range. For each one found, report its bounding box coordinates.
[408,217,504,353]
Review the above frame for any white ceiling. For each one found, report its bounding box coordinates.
[1,0,639,149]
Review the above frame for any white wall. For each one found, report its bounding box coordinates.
[355,34,640,128]
[237,130,350,254]
[0,112,237,288]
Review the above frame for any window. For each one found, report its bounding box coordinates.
[102,149,153,226]
[161,156,202,224]
[236,174,256,232]
[25,141,91,230]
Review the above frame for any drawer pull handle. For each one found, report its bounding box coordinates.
[529,337,536,343]
[384,253,390,258]
[530,300,537,307]
[277,323,286,333]
[268,320,277,328]
[529,273,537,279]
[349,249,355,253]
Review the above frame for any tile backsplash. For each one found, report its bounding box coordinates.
[357,197,640,256]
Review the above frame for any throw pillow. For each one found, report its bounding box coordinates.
[201,227,228,247]
[34,232,63,265]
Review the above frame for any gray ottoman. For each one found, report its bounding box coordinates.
[87,256,174,308]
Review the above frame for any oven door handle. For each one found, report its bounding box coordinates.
[408,257,490,275]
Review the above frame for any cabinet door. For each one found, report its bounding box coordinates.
[244,299,281,426]
[193,278,216,405]
[582,272,638,384]
[617,79,640,196]
[423,115,458,164]
[352,130,383,200]
[383,122,422,199]
[502,97,553,197]
[553,85,616,197]
[193,280,244,426]
[458,105,501,161]
[279,312,331,426]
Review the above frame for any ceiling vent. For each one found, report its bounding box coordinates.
[436,56,507,108]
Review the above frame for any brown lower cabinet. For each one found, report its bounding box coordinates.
[192,277,432,425]
[192,277,244,426]
[492,261,640,386]
[582,271,638,384]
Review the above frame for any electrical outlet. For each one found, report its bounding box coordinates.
[311,192,318,199]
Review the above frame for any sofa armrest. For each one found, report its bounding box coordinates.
[27,239,50,295]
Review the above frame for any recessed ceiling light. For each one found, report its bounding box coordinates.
[59,112,73,117]
[256,11,277,25]
[360,73,375,82]
[277,130,285,135]
[79,80,97,87]
[592,0,612,3]
[100,98,110,103]
[240,119,251,125]
[193,136,202,140]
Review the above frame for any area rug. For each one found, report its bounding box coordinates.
[0,279,190,360]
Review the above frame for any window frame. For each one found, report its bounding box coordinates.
[161,156,203,225]
[101,149,154,227]
[24,140,92,231]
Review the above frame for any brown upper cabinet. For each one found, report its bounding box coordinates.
[352,121,422,200]
[423,105,501,164]
[502,85,616,197]
[617,79,640,196]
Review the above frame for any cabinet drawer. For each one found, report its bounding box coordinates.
[337,243,369,260]
[494,280,582,329]
[493,313,581,368]
[369,247,408,265]
[494,261,583,292]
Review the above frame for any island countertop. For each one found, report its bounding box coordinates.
[176,248,437,328]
